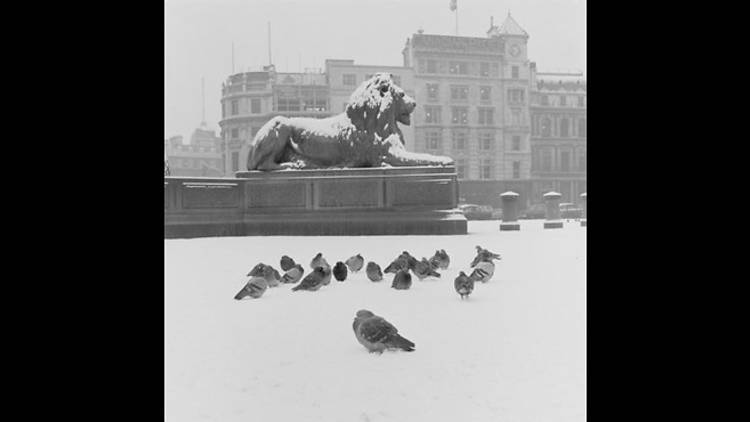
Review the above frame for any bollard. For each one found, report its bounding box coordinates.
[499,191,521,231]
[543,191,563,229]
[580,192,586,227]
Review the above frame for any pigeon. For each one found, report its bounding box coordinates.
[399,251,419,271]
[333,261,348,282]
[366,262,383,282]
[384,256,409,274]
[470,246,502,268]
[429,249,450,270]
[352,309,415,353]
[234,277,268,300]
[310,252,329,270]
[345,254,364,272]
[291,266,327,292]
[413,258,441,280]
[391,269,412,290]
[469,261,495,283]
[280,255,296,272]
[281,264,304,284]
[454,271,474,299]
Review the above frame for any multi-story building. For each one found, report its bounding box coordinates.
[164,126,224,177]
[529,70,587,203]
[401,14,534,208]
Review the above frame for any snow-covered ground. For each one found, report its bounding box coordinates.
[165,220,586,422]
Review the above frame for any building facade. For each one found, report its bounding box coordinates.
[401,15,534,208]
[164,127,224,177]
[529,71,587,203]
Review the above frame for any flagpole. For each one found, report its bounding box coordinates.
[455,5,458,35]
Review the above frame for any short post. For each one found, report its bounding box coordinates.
[543,191,563,229]
[580,192,587,227]
[499,191,520,231]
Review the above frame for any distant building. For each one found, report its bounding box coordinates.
[401,14,534,208]
[529,70,587,203]
[164,127,224,177]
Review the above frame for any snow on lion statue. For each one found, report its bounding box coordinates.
[245,73,454,171]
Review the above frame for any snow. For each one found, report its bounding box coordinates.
[165,220,586,422]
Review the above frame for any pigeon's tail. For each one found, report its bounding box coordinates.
[390,335,415,352]
[234,288,248,300]
[428,269,441,278]
[291,284,303,292]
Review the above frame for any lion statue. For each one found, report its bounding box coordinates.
[245,73,454,171]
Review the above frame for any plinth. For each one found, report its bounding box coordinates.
[164,166,467,238]
[499,191,521,231]
[543,191,563,229]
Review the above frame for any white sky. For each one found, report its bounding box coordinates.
[165,0,586,140]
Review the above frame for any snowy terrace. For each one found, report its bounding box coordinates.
[165,220,586,421]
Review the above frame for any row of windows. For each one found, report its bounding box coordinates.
[423,106,525,126]
[229,127,261,140]
[172,159,222,169]
[343,73,401,86]
[423,132,524,151]
[536,117,586,138]
[424,84,524,104]
[534,150,586,172]
[539,95,585,107]
[226,98,328,116]
[454,160,522,180]
[417,60,521,79]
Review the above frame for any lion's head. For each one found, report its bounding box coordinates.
[345,73,416,141]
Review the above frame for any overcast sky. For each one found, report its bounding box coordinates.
[165,0,586,140]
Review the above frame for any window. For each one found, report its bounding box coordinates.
[427,60,437,73]
[510,109,521,126]
[541,117,551,137]
[427,84,439,101]
[452,131,467,150]
[449,61,468,75]
[232,152,239,172]
[512,66,519,79]
[424,106,441,124]
[578,119,586,137]
[561,151,570,171]
[251,127,260,137]
[480,159,492,180]
[450,85,468,101]
[560,118,570,137]
[512,161,521,179]
[579,152,586,171]
[392,74,401,86]
[577,96,584,107]
[277,98,300,111]
[560,95,567,106]
[541,149,552,171]
[479,133,493,150]
[231,128,239,139]
[222,103,225,118]
[251,98,261,114]
[478,108,494,125]
[541,95,549,106]
[231,100,238,115]
[451,107,468,125]
[456,159,467,179]
[425,131,442,150]
[508,89,525,104]
[480,62,490,77]
[480,86,491,102]
[512,135,521,151]
[343,74,357,86]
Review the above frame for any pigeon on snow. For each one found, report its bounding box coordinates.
[366,262,383,282]
[429,249,450,270]
[234,277,268,300]
[310,252,330,270]
[280,255,296,272]
[454,271,474,299]
[291,266,327,292]
[352,309,415,353]
[391,269,412,290]
[333,261,348,282]
[345,254,364,273]
[281,264,304,284]
[413,258,441,280]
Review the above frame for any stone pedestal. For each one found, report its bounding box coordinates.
[580,192,587,227]
[499,191,520,231]
[543,191,563,229]
[165,166,467,238]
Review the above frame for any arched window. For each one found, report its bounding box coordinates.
[541,117,551,137]
[560,118,569,138]
[578,119,586,138]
